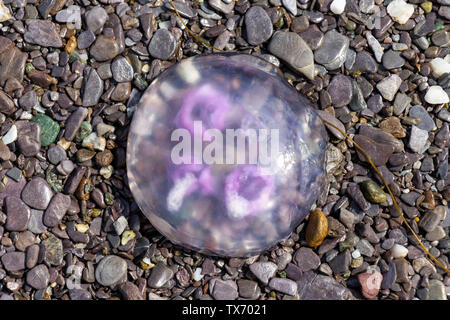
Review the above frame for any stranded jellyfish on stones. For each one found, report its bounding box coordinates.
[127,53,328,257]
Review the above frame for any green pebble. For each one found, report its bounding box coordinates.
[435,22,444,31]
[75,121,92,143]
[345,20,357,31]
[133,74,148,91]
[104,192,115,206]
[31,113,60,147]
[25,63,35,73]
[338,232,359,252]
[360,180,387,204]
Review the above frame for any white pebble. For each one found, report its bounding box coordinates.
[391,244,408,258]
[425,86,450,104]
[430,58,450,78]
[2,125,17,144]
[330,0,346,14]
[352,249,361,259]
[387,0,414,25]
[20,111,33,120]
[0,1,11,22]
[193,268,204,281]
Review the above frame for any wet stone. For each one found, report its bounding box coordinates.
[26,244,40,269]
[314,30,349,70]
[393,92,411,116]
[24,19,63,48]
[148,262,174,289]
[360,180,386,204]
[111,56,134,83]
[245,6,273,46]
[5,196,31,231]
[21,177,53,210]
[90,36,120,62]
[26,264,49,290]
[349,80,367,111]
[237,279,260,299]
[19,90,37,110]
[148,29,176,61]
[0,90,14,115]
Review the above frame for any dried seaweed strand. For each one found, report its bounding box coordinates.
[170,0,449,274]
[322,119,450,275]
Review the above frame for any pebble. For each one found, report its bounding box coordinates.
[357,269,382,299]
[47,145,66,165]
[327,74,352,107]
[43,193,71,227]
[408,105,436,132]
[24,19,63,48]
[1,252,26,271]
[27,210,46,234]
[26,244,40,269]
[376,74,402,101]
[430,58,450,78]
[55,5,81,29]
[119,282,144,300]
[316,110,346,139]
[382,50,405,70]
[21,177,53,210]
[42,236,63,266]
[314,30,349,70]
[5,196,31,231]
[31,114,60,147]
[1,124,16,144]
[148,29,176,61]
[408,125,428,153]
[0,90,14,115]
[95,255,128,287]
[330,0,346,14]
[245,6,273,46]
[111,56,134,83]
[379,117,406,138]
[26,264,50,290]
[90,36,120,62]
[249,261,277,285]
[366,33,383,63]
[428,279,447,300]
[360,180,386,203]
[85,6,108,34]
[208,0,235,15]
[329,250,351,274]
[299,25,324,51]
[237,279,260,299]
[391,244,408,258]
[148,262,174,289]
[268,278,297,296]
[209,278,238,300]
[268,31,315,80]
[387,0,414,25]
[297,271,352,300]
[77,30,96,50]
[294,247,321,271]
[353,135,394,167]
[82,68,103,107]
[305,209,328,247]
[64,107,88,141]
[424,86,449,104]
[356,239,375,257]
[0,1,11,22]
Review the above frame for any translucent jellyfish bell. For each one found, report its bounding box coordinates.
[127,53,328,257]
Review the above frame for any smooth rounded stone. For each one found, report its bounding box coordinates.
[209,278,238,300]
[356,239,374,257]
[27,209,46,234]
[268,31,315,80]
[314,30,349,70]
[26,264,50,290]
[166,0,196,18]
[237,279,260,299]
[269,277,297,296]
[305,209,328,247]
[428,280,447,300]
[64,107,89,141]
[43,193,71,227]
[19,90,37,110]
[5,196,31,231]
[430,58,450,78]
[330,0,346,14]
[90,36,120,62]
[249,262,278,285]
[127,53,327,257]
[42,236,64,266]
[15,231,35,251]
[26,244,40,269]
[21,177,53,210]
[0,90,15,115]
[77,30,96,50]
[244,6,273,46]
[30,113,60,147]
[294,247,321,271]
[111,82,132,102]
[1,252,26,271]
[408,125,429,153]
[316,110,346,140]
[357,269,382,299]
[382,50,405,70]
[327,74,352,107]
[387,0,414,24]
[425,86,449,104]
[82,68,103,107]
[148,29,176,61]
[208,0,235,15]
[431,30,449,47]
[391,243,408,259]
[0,1,11,22]
[85,6,108,34]
[426,226,446,241]
[69,289,92,300]
[111,56,134,83]
[349,80,367,111]
[24,19,63,48]
[408,105,436,132]
[299,25,324,51]
[47,145,66,165]
[95,255,128,287]
[55,5,81,29]
[360,180,386,204]
[15,121,41,157]
[376,74,402,101]
[148,262,174,289]
[393,93,411,116]
[353,51,378,73]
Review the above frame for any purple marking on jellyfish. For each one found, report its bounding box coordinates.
[224,165,275,219]
[174,83,232,139]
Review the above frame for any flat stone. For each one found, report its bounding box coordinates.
[77,30,96,50]
[90,36,120,62]
[26,264,50,290]
[111,56,134,83]
[19,90,38,110]
[314,30,349,70]
[426,226,446,241]
[5,196,31,231]
[0,46,27,86]
[6,167,22,182]
[424,86,449,104]
[296,271,353,300]
[210,278,238,300]
[42,236,63,266]
[393,92,411,115]
[428,279,447,300]
[31,113,60,147]
[15,230,35,251]
[15,121,41,156]
[166,1,196,19]
[269,278,297,296]
[249,261,277,285]
[21,177,53,210]
[294,247,321,272]
[353,135,394,166]
[0,90,14,115]
[329,250,351,274]
[237,279,260,299]
[376,74,402,101]
[1,252,26,271]
[69,289,92,300]
[408,105,436,132]
[349,80,367,111]
[64,107,89,141]
[356,239,375,257]
[95,255,127,287]
[148,262,174,289]
[245,6,273,46]
[26,244,40,269]
[353,51,378,73]
[299,25,324,50]
[327,74,352,107]
[379,117,406,138]
[55,5,81,29]
[268,31,315,80]
[408,125,428,153]
[382,50,405,70]
[381,262,396,289]
[85,6,107,34]
[24,19,63,47]
[119,282,144,300]
[47,145,66,165]
[28,209,46,234]
[43,193,71,227]
[148,29,176,61]
[82,68,103,107]
[208,0,235,15]
[358,269,382,299]
[366,32,383,63]
[316,110,346,139]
